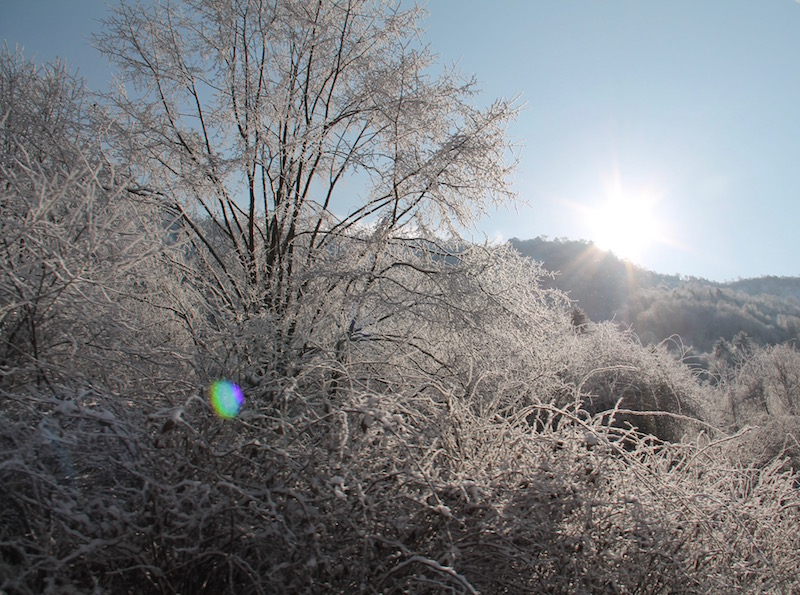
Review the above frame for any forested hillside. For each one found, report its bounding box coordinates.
[2,2,799,593]
[511,236,800,352]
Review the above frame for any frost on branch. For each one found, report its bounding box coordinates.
[1,4,799,594]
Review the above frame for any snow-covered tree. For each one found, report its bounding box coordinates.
[97,0,519,345]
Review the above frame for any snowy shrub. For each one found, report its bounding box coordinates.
[0,48,192,397]
[555,325,711,443]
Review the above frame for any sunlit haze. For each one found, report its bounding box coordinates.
[3,0,800,280]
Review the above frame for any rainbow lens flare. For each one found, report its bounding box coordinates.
[209,380,244,419]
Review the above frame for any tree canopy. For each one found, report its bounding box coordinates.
[97,0,518,321]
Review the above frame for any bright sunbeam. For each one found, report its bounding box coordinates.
[584,173,668,263]
[591,192,661,260]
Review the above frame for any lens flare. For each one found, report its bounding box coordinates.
[209,380,244,418]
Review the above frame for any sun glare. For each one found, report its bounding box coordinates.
[584,177,667,263]
[591,192,661,260]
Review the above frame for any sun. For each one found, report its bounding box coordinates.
[587,185,665,263]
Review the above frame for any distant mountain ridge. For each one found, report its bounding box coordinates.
[725,276,800,300]
[510,237,800,353]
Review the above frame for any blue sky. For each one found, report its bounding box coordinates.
[2,1,800,281]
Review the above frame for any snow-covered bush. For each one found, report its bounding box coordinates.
[0,48,192,397]
[6,356,798,594]
[555,325,711,443]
